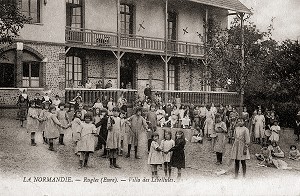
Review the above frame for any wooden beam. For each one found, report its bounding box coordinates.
[164,0,168,91]
[117,0,121,89]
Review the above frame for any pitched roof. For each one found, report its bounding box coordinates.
[187,0,251,13]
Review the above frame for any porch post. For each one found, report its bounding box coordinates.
[240,13,245,113]
[164,0,168,91]
[117,0,121,88]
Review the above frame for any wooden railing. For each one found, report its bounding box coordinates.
[154,90,240,106]
[65,27,204,57]
[65,88,137,107]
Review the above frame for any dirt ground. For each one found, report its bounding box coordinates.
[1,117,300,195]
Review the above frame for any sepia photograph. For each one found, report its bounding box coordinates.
[0,0,300,195]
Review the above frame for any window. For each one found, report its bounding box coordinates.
[22,62,40,87]
[0,63,15,87]
[65,56,83,88]
[21,0,41,23]
[168,12,177,40]
[167,64,178,90]
[120,4,134,35]
[66,0,83,28]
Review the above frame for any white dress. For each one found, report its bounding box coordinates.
[269,125,280,142]
[161,139,175,162]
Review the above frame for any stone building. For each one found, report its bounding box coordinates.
[0,0,250,109]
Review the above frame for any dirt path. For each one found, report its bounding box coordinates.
[1,117,300,195]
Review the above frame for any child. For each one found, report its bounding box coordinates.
[148,132,163,178]
[107,97,115,116]
[95,109,109,157]
[45,105,65,151]
[119,111,128,156]
[167,130,186,180]
[254,109,265,145]
[289,145,300,160]
[230,118,250,179]
[294,110,300,141]
[126,107,148,159]
[146,104,158,152]
[191,127,203,143]
[78,103,87,120]
[93,98,103,110]
[178,105,186,128]
[56,103,70,145]
[77,113,97,168]
[156,105,166,127]
[69,92,82,111]
[42,92,52,105]
[161,130,175,178]
[228,107,239,143]
[27,101,39,146]
[214,114,227,165]
[39,103,51,144]
[204,105,214,139]
[106,107,121,169]
[270,143,284,158]
[269,120,280,145]
[71,110,82,155]
[18,96,28,127]
[164,106,179,128]
[181,114,191,129]
[53,95,61,111]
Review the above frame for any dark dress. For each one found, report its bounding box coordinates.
[18,101,28,121]
[169,138,186,168]
[294,114,300,135]
[95,116,109,148]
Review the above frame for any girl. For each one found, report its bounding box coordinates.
[53,95,61,111]
[18,96,28,127]
[294,110,300,141]
[178,105,186,128]
[250,110,257,143]
[78,103,87,120]
[164,105,179,128]
[146,105,158,152]
[289,145,300,160]
[42,92,52,105]
[119,111,128,156]
[77,113,97,168]
[269,120,280,145]
[167,130,186,180]
[228,107,239,143]
[204,105,215,139]
[107,97,115,116]
[39,103,51,144]
[148,132,163,178]
[161,130,175,178]
[57,103,70,145]
[69,92,83,111]
[241,107,250,129]
[156,105,166,127]
[181,114,191,129]
[27,101,39,146]
[254,109,265,145]
[106,107,121,169]
[230,118,250,179]
[45,105,65,151]
[214,114,227,165]
[71,110,82,155]
[95,109,109,158]
[93,98,103,110]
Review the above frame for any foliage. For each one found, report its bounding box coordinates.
[0,2,29,44]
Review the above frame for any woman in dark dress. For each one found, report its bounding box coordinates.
[294,110,300,141]
[168,130,186,179]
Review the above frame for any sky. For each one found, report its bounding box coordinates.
[236,0,300,41]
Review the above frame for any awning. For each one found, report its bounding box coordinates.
[187,0,251,14]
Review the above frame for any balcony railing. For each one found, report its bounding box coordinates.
[65,27,205,57]
[65,88,240,108]
[154,90,240,106]
[65,88,137,107]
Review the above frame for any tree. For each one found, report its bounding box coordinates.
[0,1,29,44]
[204,15,277,94]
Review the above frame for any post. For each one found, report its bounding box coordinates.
[117,0,121,88]
[240,13,245,113]
[164,0,168,91]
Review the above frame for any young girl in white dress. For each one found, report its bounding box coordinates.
[161,130,175,178]
[148,132,163,178]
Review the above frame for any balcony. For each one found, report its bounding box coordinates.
[65,88,240,108]
[65,27,205,58]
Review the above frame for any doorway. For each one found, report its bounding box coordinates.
[120,58,136,89]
